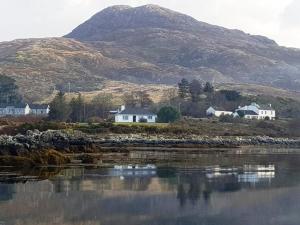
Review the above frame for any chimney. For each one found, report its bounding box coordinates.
[121,105,125,112]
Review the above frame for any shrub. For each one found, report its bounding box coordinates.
[157,106,180,123]
[139,118,148,123]
[219,115,234,123]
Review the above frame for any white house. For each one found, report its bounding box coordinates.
[235,103,276,120]
[0,104,31,117]
[30,104,50,116]
[115,106,157,123]
[206,107,233,117]
[0,104,50,117]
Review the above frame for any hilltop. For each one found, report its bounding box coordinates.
[0,5,299,102]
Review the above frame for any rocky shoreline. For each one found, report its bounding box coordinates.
[0,130,299,156]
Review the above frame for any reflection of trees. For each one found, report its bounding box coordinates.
[176,174,204,207]
[0,184,15,202]
[175,172,243,207]
[123,177,152,191]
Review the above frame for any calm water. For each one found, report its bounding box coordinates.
[1,153,300,225]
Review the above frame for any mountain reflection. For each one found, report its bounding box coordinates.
[1,156,300,225]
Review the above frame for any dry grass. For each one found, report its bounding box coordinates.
[217,83,300,101]
[64,80,176,104]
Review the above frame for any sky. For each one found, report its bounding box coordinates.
[0,0,300,48]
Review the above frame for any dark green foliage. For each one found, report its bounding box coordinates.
[0,75,23,105]
[219,115,235,123]
[157,106,181,123]
[180,101,208,118]
[49,92,70,121]
[220,90,241,101]
[189,79,203,102]
[204,82,214,93]
[69,94,85,122]
[139,118,148,123]
[178,78,190,99]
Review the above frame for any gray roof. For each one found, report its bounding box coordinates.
[0,103,28,108]
[117,107,156,115]
[237,110,258,117]
[30,104,49,109]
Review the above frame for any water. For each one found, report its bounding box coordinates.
[1,153,300,225]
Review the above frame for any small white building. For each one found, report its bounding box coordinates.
[206,107,233,117]
[115,106,157,123]
[0,104,50,117]
[235,103,276,120]
[0,104,31,117]
[30,104,50,116]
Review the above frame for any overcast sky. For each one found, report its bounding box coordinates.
[1,0,299,48]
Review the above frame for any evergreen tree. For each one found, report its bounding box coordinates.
[69,94,85,122]
[49,91,70,121]
[0,75,22,105]
[178,78,190,99]
[204,82,214,93]
[157,106,181,123]
[189,79,203,102]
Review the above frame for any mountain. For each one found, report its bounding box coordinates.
[66,4,300,90]
[0,5,300,102]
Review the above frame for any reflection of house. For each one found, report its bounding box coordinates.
[115,106,157,123]
[234,103,276,120]
[206,107,233,117]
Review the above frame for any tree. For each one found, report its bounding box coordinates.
[49,91,70,121]
[203,82,214,93]
[0,75,23,105]
[189,79,203,102]
[157,106,181,123]
[140,91,153,108]
[122,91,153,108]
[122,92,140,108]
[178,78,190,99]
[69,94,85,122]
[220,90,241,101]
[89,93,113,119]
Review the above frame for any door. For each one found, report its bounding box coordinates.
[133,115,137,123]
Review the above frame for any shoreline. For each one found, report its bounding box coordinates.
[0,130,299,167]
[0,130,299,152]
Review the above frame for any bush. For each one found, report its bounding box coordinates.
[219,115,234,123]
[157,106,181,123]
[139,118,148,123]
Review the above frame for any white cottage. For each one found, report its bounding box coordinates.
[206,107,233,117]
[115,106,157,123]
[235,103,276,120]
[30,104,50,116]
[0,104,31,117]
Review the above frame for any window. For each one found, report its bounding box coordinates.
[123,115,129,120]
[148,115,153,120]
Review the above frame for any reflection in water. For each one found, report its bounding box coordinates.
[1,154,300,225]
